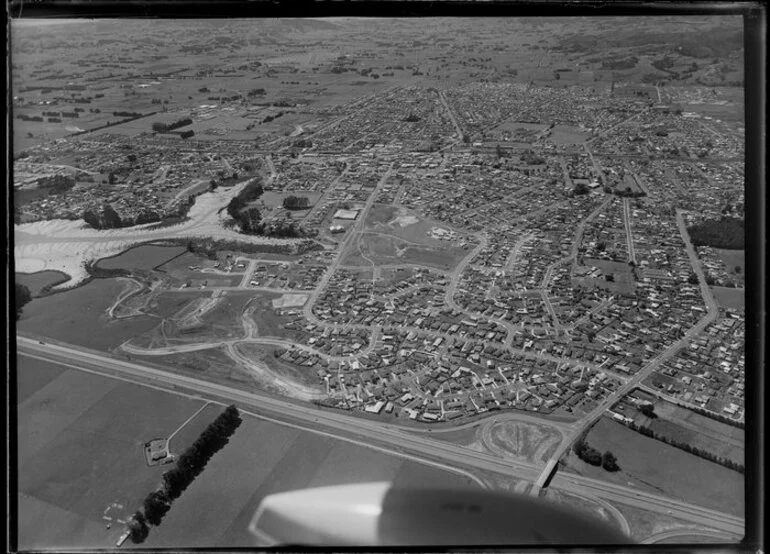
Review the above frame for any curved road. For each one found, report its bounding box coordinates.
[16,336,744,539]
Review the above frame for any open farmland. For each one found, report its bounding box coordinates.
[710,286,745,310]
[714,248,745,274]
[16,278,159,351]
[14,353,478,549]
[137,346,264,389]
[96,243,187,271]
[16,353,206,549]
[637,400,745,465]
[561,417,744,517]
[141,411,477,548]
[15,270,71,297]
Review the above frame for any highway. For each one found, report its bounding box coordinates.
[16,336,744,539]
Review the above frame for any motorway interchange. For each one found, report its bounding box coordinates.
[17,336,744,542]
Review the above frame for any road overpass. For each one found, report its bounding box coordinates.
[14,336,745,540]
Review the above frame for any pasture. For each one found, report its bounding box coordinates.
[710,286,745,310]
[16,278,159,351]
[16,353,477,549]
[96,244,187,272]
[643,399,745,465]
[15,270,71,297]
[16,353,205,549]
[145,347,263,389]
[563,417,744,517]
[142,413,477,548]
[715,248,745,275]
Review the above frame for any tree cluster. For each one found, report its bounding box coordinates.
[83,203,123,230]
[638,403,657,418]
[627,421,744,473]
[15,283,32,320]
[291,138,313,149]
[152,117,193,133]
[283,195,311,210]
[602,56,639,70]
[574,438,602,466]
[520,150,546,165]
[613,187,647,198]
[113,111,142,118]
[183,237,318,260]
[83,196,195,230]
[574,437,620,472]
[36,174,75,194]
[572,183,591,196]
[687,217,745,250]
[226,179,265,232]
[262,111,285,123]
[128,406,242,543]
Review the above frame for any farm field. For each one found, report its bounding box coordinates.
[96,243,187,271]
[561,417,744,517]
[15,270,71,297]
[16,278,159,351]
[16,353,206,549]
[16,353,477,549]
[142,413,477,548]
[636,400,745,465]
[710,286,745,310]
[714,248,745,275]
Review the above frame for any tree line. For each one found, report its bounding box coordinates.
[152,117,193,133]
[127,405,243,543]
[626,420,744,473]
[182,237,322,261]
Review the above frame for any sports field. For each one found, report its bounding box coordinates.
[15,353,477,549]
